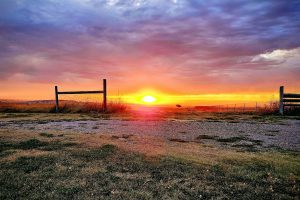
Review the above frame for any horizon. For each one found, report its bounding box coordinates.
[0,1,299,104]
[0,91,279,107]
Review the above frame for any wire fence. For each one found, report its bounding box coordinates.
[194,101,280,114]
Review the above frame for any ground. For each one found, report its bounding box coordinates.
[0,112,299,199]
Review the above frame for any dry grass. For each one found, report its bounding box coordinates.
[1,99,299,119]
[0,132,299,199]
[0,101,128,114]
[0,102,55,113]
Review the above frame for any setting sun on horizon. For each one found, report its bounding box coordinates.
[141,95,157,104]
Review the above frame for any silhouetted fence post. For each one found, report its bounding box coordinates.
[55,79,107,113]
[55,86,59,113]
[279,86,284,115]
[103,79,107,111]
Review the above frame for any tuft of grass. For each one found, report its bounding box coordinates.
[232,143,257,152]
[18,139,48,150]
[194,135,263,152]
[40,141,78,151]
[0,150,16,158]
[249,139,263,146]
[0,139,77,153]
[168,138,188,143]
[216,136,246,143]
[111,134,133,140]
[71,144,117,161]
[39,132,54,138]
[0,141,15,153]
[196,134,218,140]
[3,156,57,173]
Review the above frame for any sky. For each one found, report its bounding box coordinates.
[0,0,300,105]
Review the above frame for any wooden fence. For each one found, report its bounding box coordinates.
[55,79,107,113]
[279,86,300,114]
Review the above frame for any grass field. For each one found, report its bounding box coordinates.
[0,112,299,199]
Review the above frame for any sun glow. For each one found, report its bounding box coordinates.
[109,91,276,106]
[142,95,157,104]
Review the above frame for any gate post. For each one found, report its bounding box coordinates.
[55,86,59,113]
[279,86,284,115]
[103,79,107,111]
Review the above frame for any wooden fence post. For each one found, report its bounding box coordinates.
[279,86,284,115]
[255,102,258,112]
[55,86,59,113]
[103,79,107,111]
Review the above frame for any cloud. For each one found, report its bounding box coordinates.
[0,0,300,94]
[253,48,300,62]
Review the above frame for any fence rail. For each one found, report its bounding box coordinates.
[57,91,103,95]
[283,93,300,98]
[55,79,107,113]
[279,86,300,114]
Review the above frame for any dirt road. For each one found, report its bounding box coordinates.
[1,114,299,151]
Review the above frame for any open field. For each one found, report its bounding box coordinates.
[0,112,299,199]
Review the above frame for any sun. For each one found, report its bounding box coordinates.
[142,95,157,104]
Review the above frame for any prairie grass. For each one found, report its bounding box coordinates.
[0,101,127,114]
[1,100,299,118]
[0,102,55,113]
[0,137,299,199]
[39,132,54,137]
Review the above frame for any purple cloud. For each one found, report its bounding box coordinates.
[0,0,300,94]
